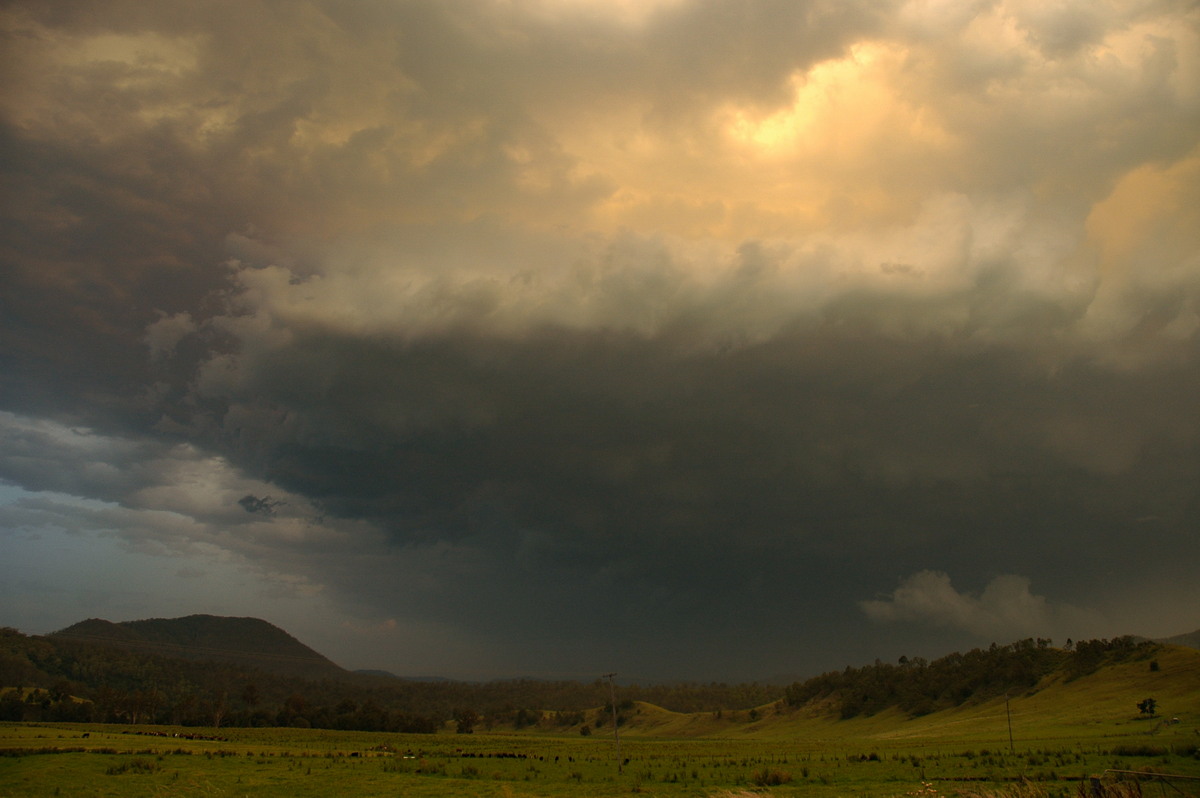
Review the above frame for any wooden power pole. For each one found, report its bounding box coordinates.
[603,672,621,774]
[1006,694,1014,754]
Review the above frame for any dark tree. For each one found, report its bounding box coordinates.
[453,707,478,734]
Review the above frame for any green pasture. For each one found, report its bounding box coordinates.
[2,715,1197,797]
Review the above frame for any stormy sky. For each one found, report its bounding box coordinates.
[2,0,1199,682]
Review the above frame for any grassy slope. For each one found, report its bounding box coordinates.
[597,645,1200,745]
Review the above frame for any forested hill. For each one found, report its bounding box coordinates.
[783,636,1161,719]
[51,615,346,680]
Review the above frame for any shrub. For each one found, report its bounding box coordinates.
[1110,745,1166,757]
[106,758,160,775]
[751,768,792,786]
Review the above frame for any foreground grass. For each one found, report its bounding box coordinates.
[2,719,1198,797]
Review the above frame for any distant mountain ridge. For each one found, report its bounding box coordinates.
[1157,628,1200,649]
[51,614,346,680]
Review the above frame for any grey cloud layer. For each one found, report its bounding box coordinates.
[2,0,1199,678]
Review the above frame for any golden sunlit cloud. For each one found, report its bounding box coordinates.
[505,0,690,27]
[724,42,952,160]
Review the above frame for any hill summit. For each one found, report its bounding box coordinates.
[52,614,346,680]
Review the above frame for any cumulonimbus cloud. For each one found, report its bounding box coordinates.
[860,570,1103,640]
[3,0,1199,679]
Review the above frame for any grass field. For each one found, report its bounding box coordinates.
[2,647,1198,796]
[3,714,1197,797]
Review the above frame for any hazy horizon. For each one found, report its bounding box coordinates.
[26,611,1200,686]
[3,0,1199,683]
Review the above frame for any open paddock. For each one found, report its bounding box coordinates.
[2,721,1199,797]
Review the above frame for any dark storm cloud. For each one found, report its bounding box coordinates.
[2,0,1199,679]
[167,262,1200,670]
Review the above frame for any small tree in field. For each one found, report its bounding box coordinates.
[1137,697,1157,716]
[453,708,478,734]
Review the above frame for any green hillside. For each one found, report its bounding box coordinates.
[564,643,1199,746]
[771,643,1197,744]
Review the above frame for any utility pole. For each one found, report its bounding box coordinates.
[1005,694,1014,754]
[602,672,621,774]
